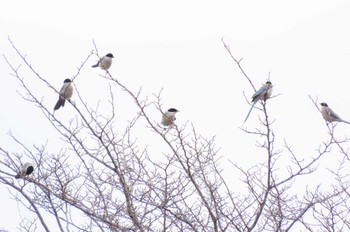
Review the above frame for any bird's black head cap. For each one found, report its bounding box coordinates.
[26,166,34,175]
[168,108,178,112]
[320,102,328,107]
[266,81,272,84]
[64,79,72,83]
[106,53,114,58]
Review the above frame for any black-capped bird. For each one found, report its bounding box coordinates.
[244,81,273,123]
[92,53,114,70]
[320,102,350,124]
[54,79,73,111]
[15,162,34,179]
[161,108,179,127]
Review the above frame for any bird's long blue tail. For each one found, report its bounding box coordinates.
[243,101,257,124]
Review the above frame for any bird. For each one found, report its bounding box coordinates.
[15,162,34,179]
[92,53,114,70]
[54,79,73,111]
[320,102,350,124]
[161,108,179,127]
[243,81,273,123]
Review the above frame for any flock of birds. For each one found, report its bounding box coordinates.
[15,53,180,179]
[15,55,349,179]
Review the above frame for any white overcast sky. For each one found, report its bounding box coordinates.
[1,0,350,230]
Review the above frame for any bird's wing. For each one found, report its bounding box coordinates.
[329,109,342,121]
[252,85,269,101]
[330,110,350,124]
[60,82,73,97]
[59,84,66,95]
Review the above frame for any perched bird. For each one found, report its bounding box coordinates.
[92,53,114,70]
[15,162,34,179]
[320,102,350,124]
[244,81,273,123]
[54,79,73,111]
[161,108,179,127]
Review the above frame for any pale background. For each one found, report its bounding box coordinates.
[1,0,350,230]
